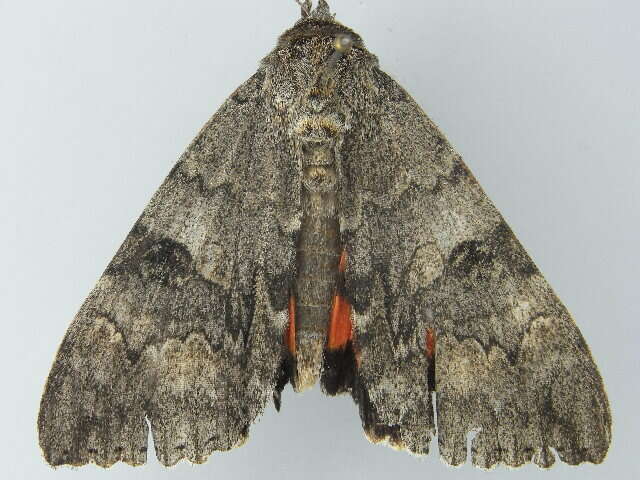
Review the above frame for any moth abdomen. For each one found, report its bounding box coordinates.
[292,142,341,392]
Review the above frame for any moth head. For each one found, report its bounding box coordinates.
[262,2,377,113]
[277,1,364,52]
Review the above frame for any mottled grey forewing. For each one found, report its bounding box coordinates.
[38,71,297,467]
[343,68,611,468]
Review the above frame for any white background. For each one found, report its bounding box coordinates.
[2,0,638,478]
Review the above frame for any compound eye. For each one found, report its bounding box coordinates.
[334,34,353,54]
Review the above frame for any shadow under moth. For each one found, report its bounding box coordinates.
[38,0,611,470]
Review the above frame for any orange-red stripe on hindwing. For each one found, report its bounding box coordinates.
[425,328,436,359]
[327,250,353,350]
[286,295,296,354]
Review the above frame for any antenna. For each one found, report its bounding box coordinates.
[295,0,313,18]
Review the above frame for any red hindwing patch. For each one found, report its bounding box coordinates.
[286,295,296,354]
[425,328,436,359]
[327,294,352,350]
[327,250,352,351]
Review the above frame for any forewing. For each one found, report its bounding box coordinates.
[342,68,611,468]
[38,71,297,467]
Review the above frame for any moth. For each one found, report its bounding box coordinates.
[38,0,611,470]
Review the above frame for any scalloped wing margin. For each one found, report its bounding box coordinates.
[342,68,611,469]
[38,71,297,467]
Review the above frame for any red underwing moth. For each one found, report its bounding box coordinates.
[38,0,611,470]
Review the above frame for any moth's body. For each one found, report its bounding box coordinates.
[39,0,610,471]
[286,31,356,391]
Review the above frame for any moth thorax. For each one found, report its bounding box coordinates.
[302,142,333,166]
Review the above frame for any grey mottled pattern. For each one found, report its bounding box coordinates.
[340,46,611,471]
[38,71,296,467]
[38,0,610,470]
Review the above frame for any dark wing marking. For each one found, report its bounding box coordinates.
[38,71,297,467]
[342,68,611,468]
